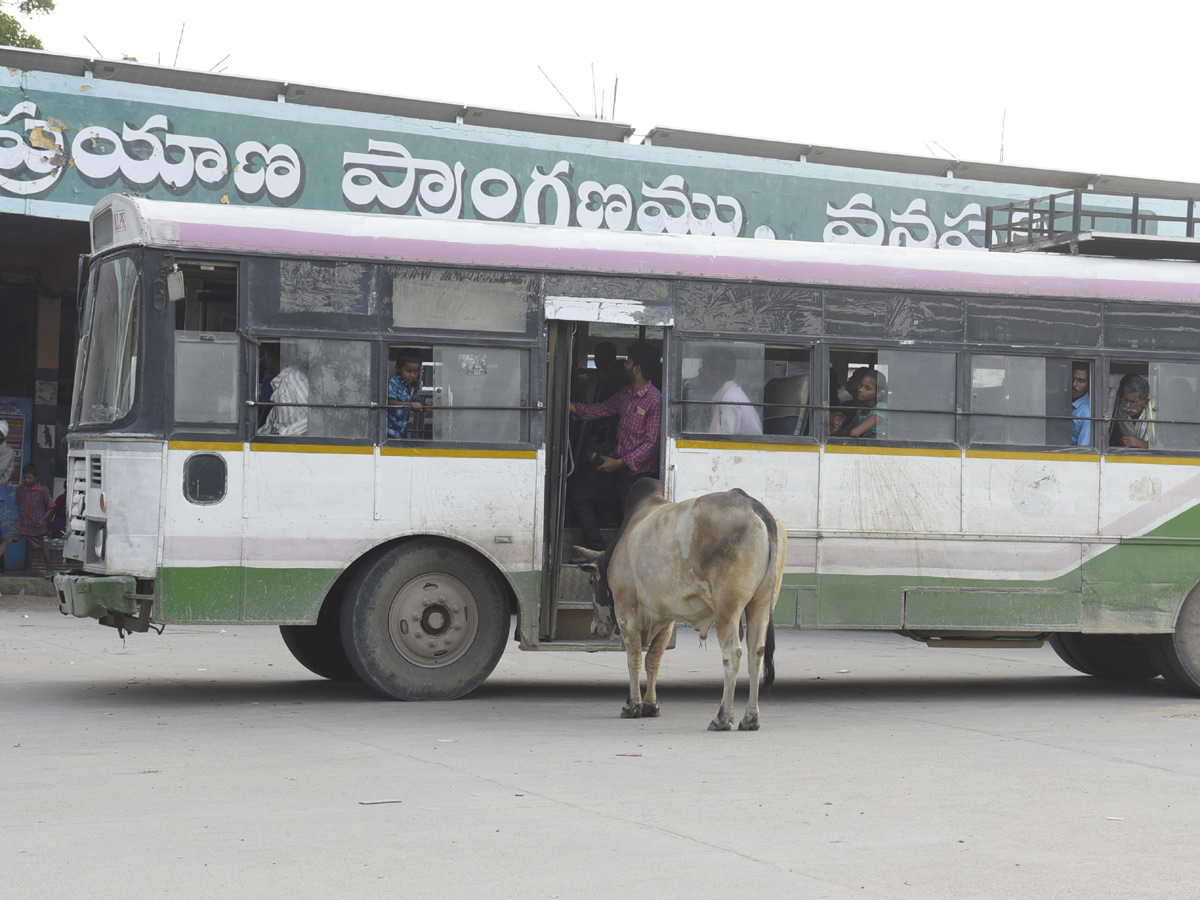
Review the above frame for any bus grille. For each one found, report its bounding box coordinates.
[65,454,88,561]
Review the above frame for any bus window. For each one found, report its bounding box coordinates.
[257,338,372,440]
[389,267,535,335]
[970,355,1074,447]
[1152,363,1200,450]
[420,346,531,444]
[680,340,766,436]
[763,345,812,436]
[173,262,238,432]
[831,348,955,442]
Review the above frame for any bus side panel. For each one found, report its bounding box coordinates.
[817,448,960,627]
[670,441,819,624]
[379,450,542,607]
[1084,457,1200,632]
[240,446,375,623]
[962,455,1099,540]
[159,445,245,622]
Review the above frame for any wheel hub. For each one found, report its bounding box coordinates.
[387,574,478,668]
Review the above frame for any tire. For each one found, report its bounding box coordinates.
[279,596,361,683]
[340,540,510,701]
[1048,633,1160,682]
[1147,589,1200,695]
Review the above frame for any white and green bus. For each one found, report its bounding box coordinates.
[55,193,1200,698]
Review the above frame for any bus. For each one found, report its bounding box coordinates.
[54,193,1200,699]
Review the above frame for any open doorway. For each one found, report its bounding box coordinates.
[541,319,666,643]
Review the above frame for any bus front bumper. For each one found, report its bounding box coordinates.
[54,573,144,626]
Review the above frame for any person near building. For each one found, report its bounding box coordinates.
[0,463,54,575]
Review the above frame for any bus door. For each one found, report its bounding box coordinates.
[540,295,672,642]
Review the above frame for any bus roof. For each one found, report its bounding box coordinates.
[91,193,1200,305]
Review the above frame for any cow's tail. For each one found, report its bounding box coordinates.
[763,617,777,691]
[744,494,784,692]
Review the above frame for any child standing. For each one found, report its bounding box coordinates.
[387,349,425,439]
[0,463,54,574]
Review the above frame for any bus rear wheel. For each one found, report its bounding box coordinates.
[1147,590,1200,695]
[340,540,509,701]
[1048,633,1160,682]
[279,597,360,683]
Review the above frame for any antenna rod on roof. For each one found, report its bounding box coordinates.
[591,63,598,118]
[83,35,104,58]
[209,53,230,72]
[999,108,1006,163]
[537,65,580,117]
[173,23,185,67]
[612,76,618,121]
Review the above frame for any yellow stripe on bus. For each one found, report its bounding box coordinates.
[966,449,1096,463]
[248,443,375,455]
[824,444,960,459]
[675,439,818,453]
[169,440,242,452]
[170,441,536,459]
[1105,454,1200,466]
[381,447,537,460]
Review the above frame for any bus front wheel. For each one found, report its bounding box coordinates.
[1048,633,1160,682]
[340,540,509,701]
[1148,590,1200,695]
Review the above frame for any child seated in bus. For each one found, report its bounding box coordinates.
[848,369,887,438]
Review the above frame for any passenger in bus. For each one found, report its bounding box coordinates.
[387,349,426,440]
[830,367,863,436]
[568,341,662,555]
[695,347,762,435]
[574,341,623,455]
[1109,373,1156,449]
[257,344,309,436]
[1071,363,1091,446]
[848,369,886,438]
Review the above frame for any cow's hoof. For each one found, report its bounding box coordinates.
[641,703,661,718]
[737,718,760,731]
[708,719,732,731]
[620,704,643,719]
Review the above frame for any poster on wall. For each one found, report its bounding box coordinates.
[0,397,33,572]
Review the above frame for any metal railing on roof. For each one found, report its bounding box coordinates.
[986,189,1200,252]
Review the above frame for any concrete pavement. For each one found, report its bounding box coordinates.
[4,591,1199,899]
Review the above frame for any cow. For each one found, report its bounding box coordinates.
[575,479,786,731]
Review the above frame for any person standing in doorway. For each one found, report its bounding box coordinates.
[567,341,661,557]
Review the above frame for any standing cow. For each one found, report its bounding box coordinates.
[576,479,786,731]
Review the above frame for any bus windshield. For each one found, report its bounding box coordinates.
[74,255,140,427]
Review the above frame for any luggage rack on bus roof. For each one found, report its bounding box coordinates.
[986,188,1200,261]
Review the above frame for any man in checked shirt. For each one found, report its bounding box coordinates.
[568,341,661,559]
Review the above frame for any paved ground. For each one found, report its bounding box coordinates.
[5,590,1198,899]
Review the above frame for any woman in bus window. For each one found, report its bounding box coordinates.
[848,369,886,438]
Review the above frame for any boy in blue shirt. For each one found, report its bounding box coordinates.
[387,349,425,439]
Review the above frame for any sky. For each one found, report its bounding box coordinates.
[27,0,1200,185]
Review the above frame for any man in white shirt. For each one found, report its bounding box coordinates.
[258,345,310,436]
[696,348,762,435]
